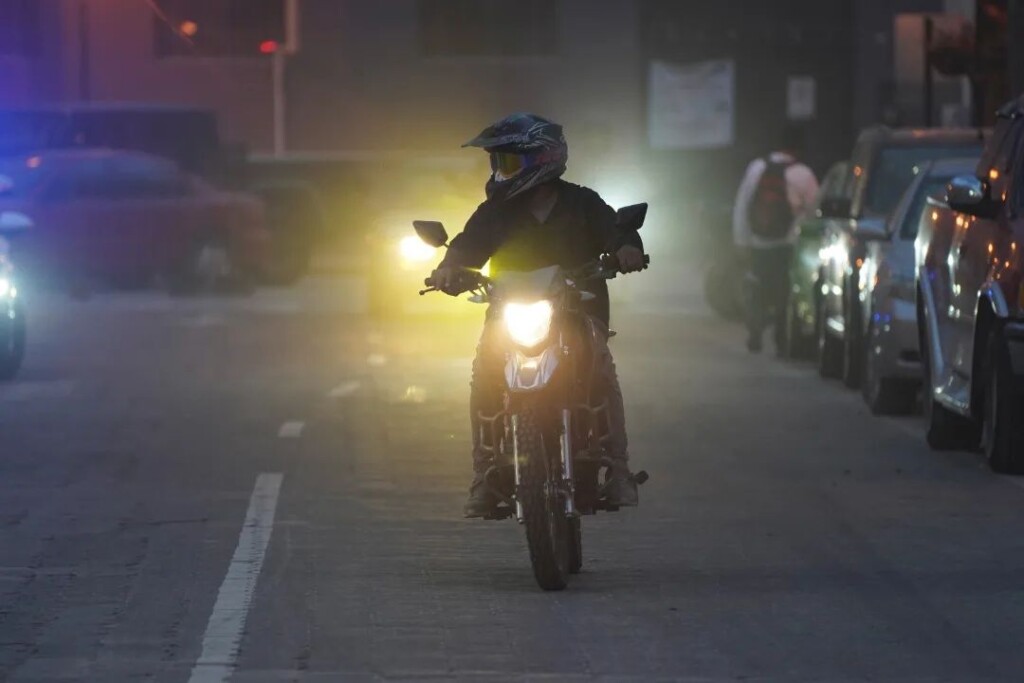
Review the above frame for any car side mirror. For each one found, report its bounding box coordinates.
[615,203,648,232]
[413,220,448,248]
[947,175,1001,218]
[853,216,889,241]
[0,211,34,235]
[819,197,851,219]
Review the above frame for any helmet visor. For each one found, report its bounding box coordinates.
[489,151,530,179]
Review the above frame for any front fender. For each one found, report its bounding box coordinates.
[505,346,561,393]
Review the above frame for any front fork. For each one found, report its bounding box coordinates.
[560,408,576,517]
[510,408,576,524]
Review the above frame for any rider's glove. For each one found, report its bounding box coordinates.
[615,245,645,273]
[430,266,462,295]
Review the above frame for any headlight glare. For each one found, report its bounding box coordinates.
[399,235,437,263]
[503,300,553,347]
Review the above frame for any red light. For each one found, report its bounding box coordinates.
[259,40,278,55]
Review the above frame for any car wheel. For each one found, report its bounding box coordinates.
[982,331,1024,473]
[817,298,842,379]
[260,226,312,287]
[861,322,917,415]
[784,296,809,360]
[920,323,980,451]
[0,307,26,381]
[842,287,863,389]
[166,232,253,297]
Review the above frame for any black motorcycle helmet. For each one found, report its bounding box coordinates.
[463,113,568,201]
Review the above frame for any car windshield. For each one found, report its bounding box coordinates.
[867,145,982,216]
[900,175,956,239]
[0,158,46,199]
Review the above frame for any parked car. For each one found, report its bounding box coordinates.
[0,232,26,380]
[916,98,1024,472]
[0,149,270,292]
[818,126,986,387]
[859,157,978,414]
[783,161,850,358]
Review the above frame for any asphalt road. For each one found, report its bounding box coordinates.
[3,274,1024,682]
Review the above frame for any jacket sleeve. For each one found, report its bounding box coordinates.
[585,189,644,254]
[732,159,763,248]
[440,203,497,269]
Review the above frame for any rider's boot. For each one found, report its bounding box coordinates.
[463,462,497,518]
[604,462,639,507]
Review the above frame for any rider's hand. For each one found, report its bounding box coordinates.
[430,266,461,294]
[615,245,645,273]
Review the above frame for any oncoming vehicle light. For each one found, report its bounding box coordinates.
[0,277,12,299]
[503,300,553,348]
[399,235,437,264]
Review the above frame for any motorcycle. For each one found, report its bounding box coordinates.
[413,204,650,591]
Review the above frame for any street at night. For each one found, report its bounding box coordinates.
[2,275,1024,681]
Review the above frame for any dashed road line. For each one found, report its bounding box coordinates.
[277,421,305,438]
[328,380,361,398]
[188,472,283,683]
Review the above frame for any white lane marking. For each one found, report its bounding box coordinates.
[277,421,305,438]
[328,380,361,398]
[188,473,283,683]
[367,353,388,367]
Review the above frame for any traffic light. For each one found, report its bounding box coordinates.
[155,0,285,57]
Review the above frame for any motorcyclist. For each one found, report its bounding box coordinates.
[429,113,646,518]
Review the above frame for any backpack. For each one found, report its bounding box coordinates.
[748,158,795,240]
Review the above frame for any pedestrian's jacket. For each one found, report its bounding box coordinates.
[441,179,643,326]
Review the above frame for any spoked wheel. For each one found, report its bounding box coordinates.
[515,409,570,591]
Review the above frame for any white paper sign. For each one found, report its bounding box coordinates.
[787,76,817,121]
[648,60,735,150]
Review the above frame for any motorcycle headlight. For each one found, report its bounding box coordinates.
[398,235,438,264]
[503,301,553,348]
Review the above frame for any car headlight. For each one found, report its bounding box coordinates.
[0,277,14,299]
[503,300,553,348]
[398,235,438,264]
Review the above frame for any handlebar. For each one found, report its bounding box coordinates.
[420,254,650,296]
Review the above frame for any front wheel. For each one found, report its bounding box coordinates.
[818,297,842,379]
[920,319,979,450]
[516,409,570,591]
[0,308,25,381]
[784,296,813,360]
[861,322,917,415]
[983,332,1024,473]
[165,232,253,297]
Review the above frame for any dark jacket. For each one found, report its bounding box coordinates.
[441,180,642,325]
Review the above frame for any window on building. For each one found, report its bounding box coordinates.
[418,0,558,57]
[0,0,41,58]
[155,0,285,57]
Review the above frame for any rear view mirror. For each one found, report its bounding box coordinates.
[820,197,851,219]
[616,203,648,232]
[413,220,448,248]
[946,175,1000,218]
